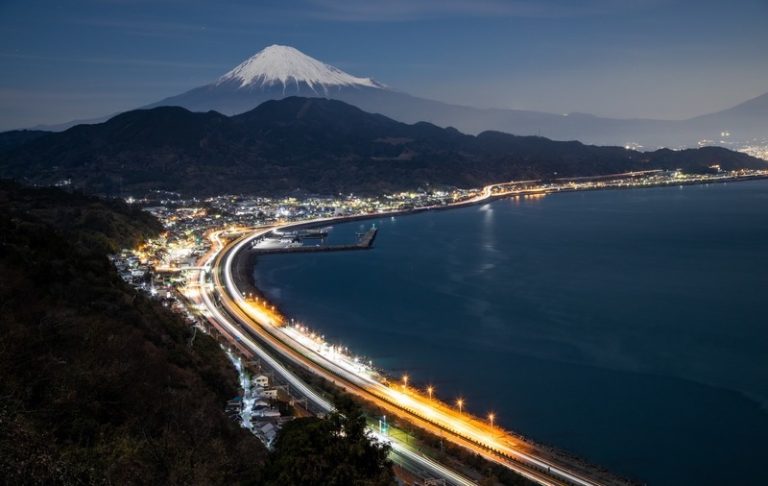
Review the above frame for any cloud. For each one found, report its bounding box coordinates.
[0,51,228,70]
[64,3,301,39]
[0,87,142,101]
[304,0,657,21]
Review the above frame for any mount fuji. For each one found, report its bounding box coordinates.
[20,45,768,151]
[143,45,768,150]
[147,45,389,115]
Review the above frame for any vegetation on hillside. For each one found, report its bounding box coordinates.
[0,181,266,484]
[264,395,393,486]
[0,181,395,485]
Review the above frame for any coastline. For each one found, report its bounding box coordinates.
[234,176,768,485]
[220,224,633,486]
[261,171,768,235]
[237,172,768,262]
[233,172,768,347]
[235,171,768,328]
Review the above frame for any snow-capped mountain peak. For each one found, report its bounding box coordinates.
[218,44,382,92]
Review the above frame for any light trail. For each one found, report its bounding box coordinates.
[193,231,476,486]
[215,219,608,486]
[196,178,631,486]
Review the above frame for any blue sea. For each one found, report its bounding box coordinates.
[254,180,768,485]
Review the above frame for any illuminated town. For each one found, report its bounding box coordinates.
[117,166,768,293]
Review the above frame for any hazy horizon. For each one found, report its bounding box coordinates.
[1,0,767,131]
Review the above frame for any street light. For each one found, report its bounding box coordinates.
[488,412,495,427]
[427,385,434,400]
[457,398,464,414]
[402,374,409,389]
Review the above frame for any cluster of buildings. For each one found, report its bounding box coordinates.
[492,168,768,196]
[112,188,485,279]
[693,133,768,162]
[739,141,768,161]
[225,359,288,448]
[113,240,294,448]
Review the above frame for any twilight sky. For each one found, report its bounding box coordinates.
[1,0,766,130]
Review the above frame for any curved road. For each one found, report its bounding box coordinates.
[200,181,628,486]
[213,231,610,485]
[195,231,478,486]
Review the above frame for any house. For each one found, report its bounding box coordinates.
[258,422,278,446]
[257,408,281,418]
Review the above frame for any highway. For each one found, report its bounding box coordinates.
[214,227,609,486]
[189,231,478,486]
[195,182,623,486]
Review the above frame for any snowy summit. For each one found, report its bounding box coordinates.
[218,45,382,92]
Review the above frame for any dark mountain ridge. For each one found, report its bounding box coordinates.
[1,97,763,196]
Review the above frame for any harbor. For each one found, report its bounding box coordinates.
[250,225,378,255]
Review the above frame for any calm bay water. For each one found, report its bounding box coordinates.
[254,180,768,485]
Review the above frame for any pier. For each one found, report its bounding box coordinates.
[251,227,378,255]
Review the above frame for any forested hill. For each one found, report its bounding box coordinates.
[0,181,397,485]
[0,181,267,484]
[1,97,763,196]
[0,180,162,252]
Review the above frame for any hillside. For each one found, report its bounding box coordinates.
[0,181,400,485]
[1,97,763,196]
[0,129,49,152]
[0,181,268,484]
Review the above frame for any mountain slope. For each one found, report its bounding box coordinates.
[0,129,49,152]
[0,180,400,484]
[1,97,763,196]
[0,181,267,484]
[147,44,386,117]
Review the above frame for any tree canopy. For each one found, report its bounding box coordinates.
[265,395,394,486]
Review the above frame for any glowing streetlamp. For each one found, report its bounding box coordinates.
[488,413,495,427]
[427,385,434,400]
[402,374,409,389]
[457,398,464,414]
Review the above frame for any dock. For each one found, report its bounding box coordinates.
[251,227,377,255]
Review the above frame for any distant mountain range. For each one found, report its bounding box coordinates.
[24,45,768,150]
[144,45,768,149]
[1,97,761,196]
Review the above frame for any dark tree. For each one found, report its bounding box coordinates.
[265,395,394,486]
[0,181,266,485]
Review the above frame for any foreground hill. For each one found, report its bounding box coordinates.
[1,97,763,196]
[0,181,397,485]
[0,181,267,484]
